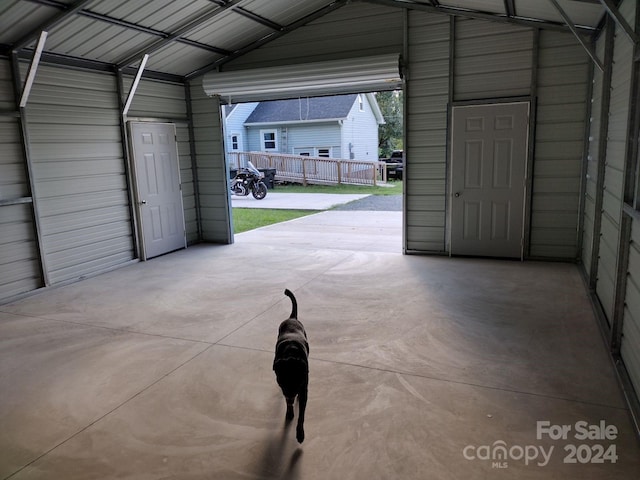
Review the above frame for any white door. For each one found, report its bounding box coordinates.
[450,103,529,258]
[130,122,186,259]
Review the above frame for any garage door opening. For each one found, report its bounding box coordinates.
[221,91,404,254]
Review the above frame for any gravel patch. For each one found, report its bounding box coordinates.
[332,195,402,211]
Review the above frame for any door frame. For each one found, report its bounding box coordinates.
[447,98,534,259]
[128,121,186,261]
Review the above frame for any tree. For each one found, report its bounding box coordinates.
[377,90,403,158]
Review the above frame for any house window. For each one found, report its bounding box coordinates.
[261,129,277,150]
[358,94,364,112]
[230,133,240,151]
[317,148,331,158]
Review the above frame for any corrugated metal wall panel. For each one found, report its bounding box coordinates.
[23,64,134,285]
[123,77,198,244]
[454,19,533,101]
[530,30,590,259]
[581,24,607,273]
[0,204,40,301]
[0,58,41,302]
[405,12,450,252]
[190,80,230,243]
[596,0,635,321]
[622,220,640,393]
[0,60,26,198]
[0,58,14,110]
[226,3,403,70]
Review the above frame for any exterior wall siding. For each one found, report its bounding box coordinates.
[23,64,134,285]
[123,77,199,244]
[190,80,230,243]
[342,95,379,161]
[405,12,450,252]
[596,0,635,321]
[0,57,41,301]
[531,31,590,259]
[247,123,341,156]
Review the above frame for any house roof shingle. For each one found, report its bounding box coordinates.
[244,94,359,124]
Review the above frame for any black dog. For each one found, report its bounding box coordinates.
[273,289,309,443]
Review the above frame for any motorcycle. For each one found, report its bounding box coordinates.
[230,161,268,200]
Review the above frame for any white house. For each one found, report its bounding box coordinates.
[223,93,384,162]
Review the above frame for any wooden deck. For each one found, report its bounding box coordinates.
[228,151,388,186]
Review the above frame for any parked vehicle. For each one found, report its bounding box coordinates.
[230,161,268,199]
[381,150,404,180]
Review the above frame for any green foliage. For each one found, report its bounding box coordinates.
[232,208,319,234]
[275,181,403,195]
[377,90,404,158]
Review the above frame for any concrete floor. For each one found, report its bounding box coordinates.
[1,211,639,479]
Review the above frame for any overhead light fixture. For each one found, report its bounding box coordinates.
[202,53,402,103]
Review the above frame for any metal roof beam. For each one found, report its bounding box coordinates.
[599,0,639,45]
[185,0,351,80]
[233,7,284,31]
[504,0,516,17]
[547,0,604,71]
[116,0,244,69]
[15,48,184,83]
[13,0,93,51]
[205,1,284,30]
[362,0,596,34]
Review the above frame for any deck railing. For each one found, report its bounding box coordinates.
[228,151,387,186]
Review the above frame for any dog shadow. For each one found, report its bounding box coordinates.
[254,416,304,480]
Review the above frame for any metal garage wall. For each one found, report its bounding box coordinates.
[618,0,640,418]
[582,24,609,276]
[123,77,199,244]
[596,0,635,321]
[189,81,230,243]
[623,221,640,398]
[454,18,533,101]
[531,31,590,259]
[405,12,450,252]
[0,58,41,300]
[23,64,134,285]
[225,3,403,69]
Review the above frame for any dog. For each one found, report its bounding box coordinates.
[273,289,309,443]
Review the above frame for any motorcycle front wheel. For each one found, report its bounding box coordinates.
[252,181,268,200]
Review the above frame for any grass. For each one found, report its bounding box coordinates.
[233,208,320,234]
[274,180,403,196]
[232,180,402,234]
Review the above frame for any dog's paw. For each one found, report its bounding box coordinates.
[296,426,305,443]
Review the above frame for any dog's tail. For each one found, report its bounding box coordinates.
[284,288,297,319]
